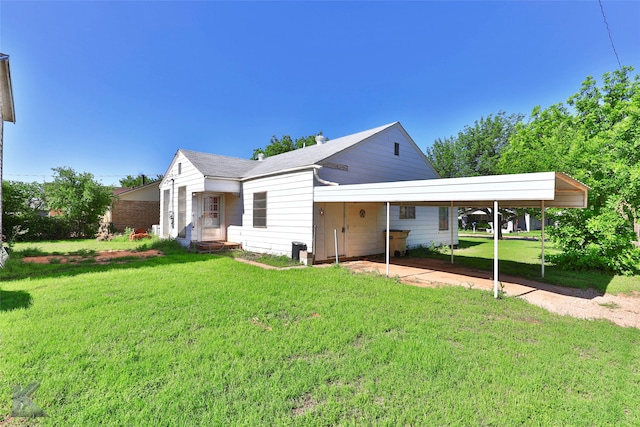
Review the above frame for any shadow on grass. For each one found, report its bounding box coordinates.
[368,254,615,298]
[0,289,33,311]
[0,240,235,283]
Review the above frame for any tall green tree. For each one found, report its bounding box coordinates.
[426,112,524,237]
[251,133,324,160]
[119,174,163,188]
[499,67,640,274]
[45,167,114,238]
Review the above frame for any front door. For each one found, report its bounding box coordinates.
[324,203,346,259]
[202,194,222,241]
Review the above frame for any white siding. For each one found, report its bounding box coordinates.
[227,170,315,256]
[317,126,438,185]
[312,203,457,262]
[158,152,205,243]
[389,206,458,248]
[224,193,243,230]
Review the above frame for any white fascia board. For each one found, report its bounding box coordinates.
[314,172,557,203]
[204,177,242,193]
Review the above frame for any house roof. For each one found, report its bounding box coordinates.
[0,53,15,123]
[112,181,161,196]
[179,150,257,179]
[178,122,400,180]
[244,122,398,178]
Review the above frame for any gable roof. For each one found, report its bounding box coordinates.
[244,122,398,178]
[179,150,256,179]
[177,122,406,181]
[112,181,161,196]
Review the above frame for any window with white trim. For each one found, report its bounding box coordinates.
[399,206,415,219]
[253,192,267,228]
[439,207,449,231]
[178,186,187,237]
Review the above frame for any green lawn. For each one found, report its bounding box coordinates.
[416,237,640,295]
[1,240,639,425]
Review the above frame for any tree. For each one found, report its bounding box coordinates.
[251,133,324,160]
[1,180,46,242]
[499,67,640,274]
[119,174,163,188]
[2,180,45,216]
[426,112,524,238]
[45,167,114,238]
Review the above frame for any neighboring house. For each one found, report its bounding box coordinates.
[159,122,458,262]
[105,182,160,232]
[461,210,553,233]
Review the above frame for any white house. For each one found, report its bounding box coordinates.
[159,122,458,261]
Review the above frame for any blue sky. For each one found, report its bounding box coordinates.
[1,1,638,185]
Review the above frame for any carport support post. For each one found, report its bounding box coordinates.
[450,201,454,264]
[541,200,545,278]
[386,202,390,277]
[493,200,499,299]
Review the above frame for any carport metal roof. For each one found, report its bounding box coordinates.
[314,171,589,298]
[314,172,588,208]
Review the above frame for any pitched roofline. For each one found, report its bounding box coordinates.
[322,122,440,177]
[321,122,398,164]
[114,181,161,196]
[204,176,242,181]
[241,164,322,182]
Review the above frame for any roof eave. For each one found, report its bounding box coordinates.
[242,164,321,182]
[0,53,16,123]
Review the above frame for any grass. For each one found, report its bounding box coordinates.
[1,239,640,425]
[411,237,640,295]
[229,250,303,268]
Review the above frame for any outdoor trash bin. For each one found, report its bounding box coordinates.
[385,230,410,257]
[292,241,307,260]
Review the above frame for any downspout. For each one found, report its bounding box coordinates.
[313,168,339,186]
[313,167,339,265]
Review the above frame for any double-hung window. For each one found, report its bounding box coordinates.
[439,207,449,231]
[253,192,267,228]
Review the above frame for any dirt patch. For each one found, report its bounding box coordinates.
[22,250,163,264]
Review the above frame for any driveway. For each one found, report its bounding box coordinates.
[341,257,640,329]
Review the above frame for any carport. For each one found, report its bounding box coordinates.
[314,171,589,299]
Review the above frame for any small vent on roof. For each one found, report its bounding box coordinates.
[315,135,326,145]
[257,153,265,161]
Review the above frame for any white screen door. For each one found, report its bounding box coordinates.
[202,195,222,241]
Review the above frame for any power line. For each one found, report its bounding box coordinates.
[598,0,622,70]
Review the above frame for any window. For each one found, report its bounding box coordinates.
[178,186,187,237]
[253,192,267,228]
[178,162,182,175]
[394,142,400,156]
[162,189,170,237]
[439,207,449,231]
[399,206,415,219]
